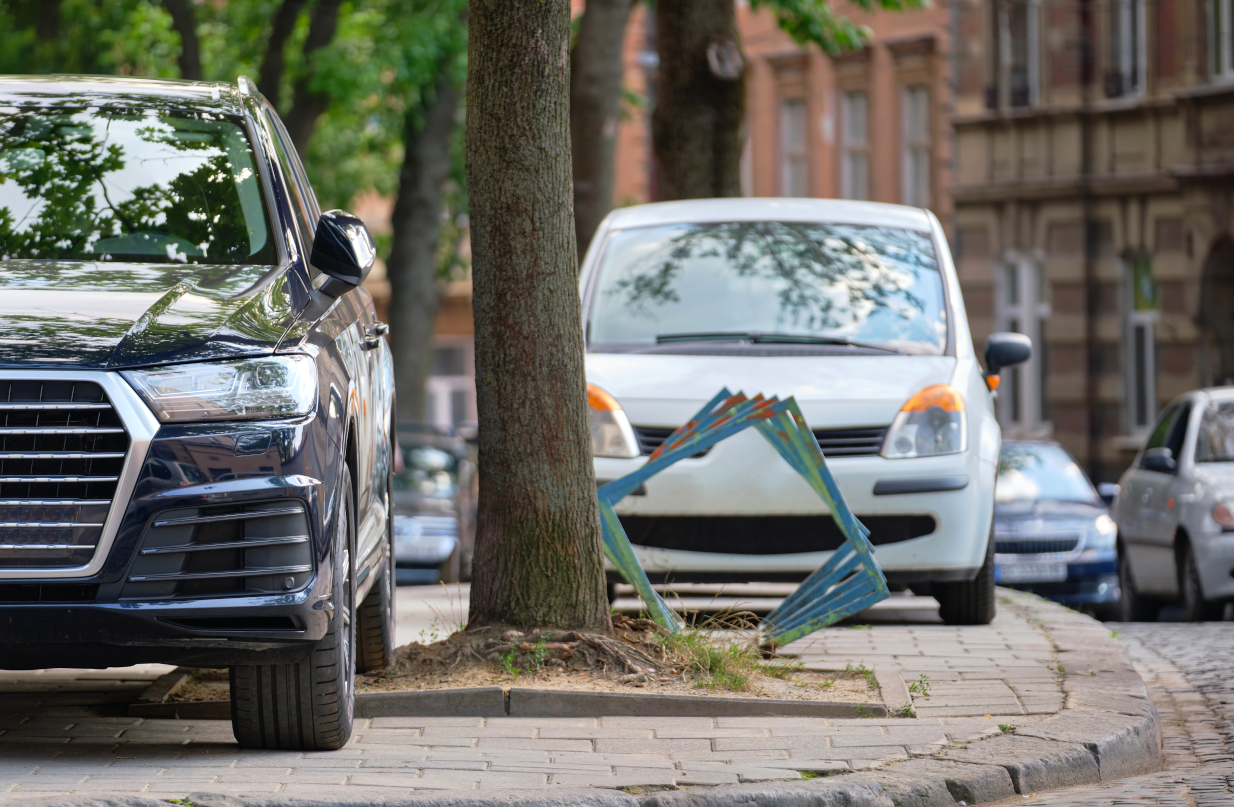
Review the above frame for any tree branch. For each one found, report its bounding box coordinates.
[283,0,344,155]
[257,0,307,105]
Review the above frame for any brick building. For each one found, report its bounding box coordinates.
[950,0,1234,480]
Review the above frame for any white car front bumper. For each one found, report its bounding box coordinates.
[596,426,995,581]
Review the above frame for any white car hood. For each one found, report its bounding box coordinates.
[585,352,957,428]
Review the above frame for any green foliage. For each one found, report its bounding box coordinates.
[896,703,916,718]
[843,659,878,689]
[752,0,929,56]
[799,771,821,780]
[907,673,931,697]
[998,723,1015,733]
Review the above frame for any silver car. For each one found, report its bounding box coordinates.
[1115,387,1234,621]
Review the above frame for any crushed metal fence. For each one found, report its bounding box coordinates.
[596,388,889,647]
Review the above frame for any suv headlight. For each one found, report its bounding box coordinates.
[881,384,967,458]
[124,355,317,422]
[1087,513,1117,550]
[588,384,640,459]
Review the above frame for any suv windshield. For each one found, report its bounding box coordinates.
[1195,402,1234,462]
[0,107,275,265]
[996,443,1099,504]
[587,221,947,354]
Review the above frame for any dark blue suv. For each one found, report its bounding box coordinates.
[0,76,396,750]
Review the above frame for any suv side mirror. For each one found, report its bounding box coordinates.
[1097,482,1119,507]
[1142,446,1178,474]
[311,210,376,298]
[983,332,1032,390]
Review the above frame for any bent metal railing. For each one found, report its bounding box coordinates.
[596,388,889,647]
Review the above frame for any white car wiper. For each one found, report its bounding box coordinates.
[654,331,901,354]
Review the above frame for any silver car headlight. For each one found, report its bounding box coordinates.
[588,384,640,459]
[881,384,968,458]
[124,355,317,422]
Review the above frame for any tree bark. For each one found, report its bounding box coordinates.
[257,0,307,105]
[650,0,746,200]
[570,0,634,260]
[465,0,611,632]
[284,0,343,154]
[35,0,61,43]
[387,68,460,423]
[162,0,201,81]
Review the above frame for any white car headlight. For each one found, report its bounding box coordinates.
[881,384,968,459]
[124,355,317,423]
[588,384,640,459]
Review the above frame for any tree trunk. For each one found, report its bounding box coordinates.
[650,0,746,200]
[387,68,460,424]
[162,0,201,81]
[35,0,61,42]
[284,0,343,154]
[465,0,611,632]
[570,0,634,260]
[257,0,307,105]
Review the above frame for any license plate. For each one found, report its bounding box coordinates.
[997,562,1067,583]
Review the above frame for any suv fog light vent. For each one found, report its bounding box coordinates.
[121,500,313,600]
[0,380,130,570]
[162,616,301,632]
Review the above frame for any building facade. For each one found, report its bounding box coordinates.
[951,0,1234,480]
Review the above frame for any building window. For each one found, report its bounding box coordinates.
[997,258,1051,432]
[1126,255,1159,433]
[997,0,1039,107]
[426,340,476,431]
[1211,0,1234,80]
[779,99,809,197]
[1107,0,1146,97]
[901,86,931,208]
[841,92,868,201]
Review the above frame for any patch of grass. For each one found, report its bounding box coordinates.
[167,800,198,807]
[799,771,821,780]
[763,658,806,680]
[855,704,878,718]
[1056,662,1067,674]
[1109,629,1122,639]
[656,615,774,693]
[849,624,872,630]
[999,723,1015,733]
[843,660,878,689]
[907,673,931,697]
[499,636,553,680]
[499,648,522,680]
[896,704,917,718]
[1090,670,1097,676]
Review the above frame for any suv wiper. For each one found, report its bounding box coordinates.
[654,331,900,354]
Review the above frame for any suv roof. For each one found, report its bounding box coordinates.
[0,75,247,116]
[603,198,936,233]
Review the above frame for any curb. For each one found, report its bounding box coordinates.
[59,592,1159,807]
[129,682,885,720]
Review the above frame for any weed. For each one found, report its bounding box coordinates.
[499,648,521,680]
[819,678,836,689]
[998,723,1015,733]
[841,659,878,688]
[1090,670,1097,676]
[849,624,872,630]
[799,771,820,780]
[1056,662,1066,674]
[167,800,198,807]
[1109,629,1122,639]
[896,704,917,718]
[907,673,931,697]
[855,704,877,718]
[763,658,805,680]
[656,611,770,692]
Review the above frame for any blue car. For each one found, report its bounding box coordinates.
[0,76,397,750]
[993,441,1119,615]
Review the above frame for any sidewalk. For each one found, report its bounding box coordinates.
[0,589,1153,802]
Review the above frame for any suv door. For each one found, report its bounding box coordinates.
[1127,402,1191,595]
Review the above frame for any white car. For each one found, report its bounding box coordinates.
[580,198,1029,624]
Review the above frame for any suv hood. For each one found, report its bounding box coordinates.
[585,352,957,428]
[0,260,300,369]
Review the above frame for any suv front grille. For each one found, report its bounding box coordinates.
[0,380,129,569]
[995,536,1080,555]
[632,425,888,458]
[121,501,314,600]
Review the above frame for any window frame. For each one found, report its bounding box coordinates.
[1109,0,1147,97]
[840,91,869,201]
[997,0,1040,108]
[778,97,809,198]
[900,85,931,208]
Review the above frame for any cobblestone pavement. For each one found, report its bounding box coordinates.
[0,591,1070,800]
[1006,620,1234,807]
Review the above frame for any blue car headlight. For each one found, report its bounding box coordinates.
[124,355,317,423]
[1087,514,1117,551]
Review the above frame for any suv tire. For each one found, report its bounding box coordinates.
[1118,544,1158,622]
[1182,544,1223,622]
[357,456,396,673]
[936,528,995,625]
[229,466,357,750]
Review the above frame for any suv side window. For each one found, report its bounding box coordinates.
[263,110,316,255]
[1166,402,1192,459]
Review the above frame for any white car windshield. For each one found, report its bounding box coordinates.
[587,221,947,354]
[1195,402,1234,462]
[996,443,1098,504]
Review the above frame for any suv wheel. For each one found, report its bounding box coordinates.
[357,456,396,672]
[1182,545,1223,622]
[230,466,357,750]
[936,528,996,625]
[1118,544,1158,622]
